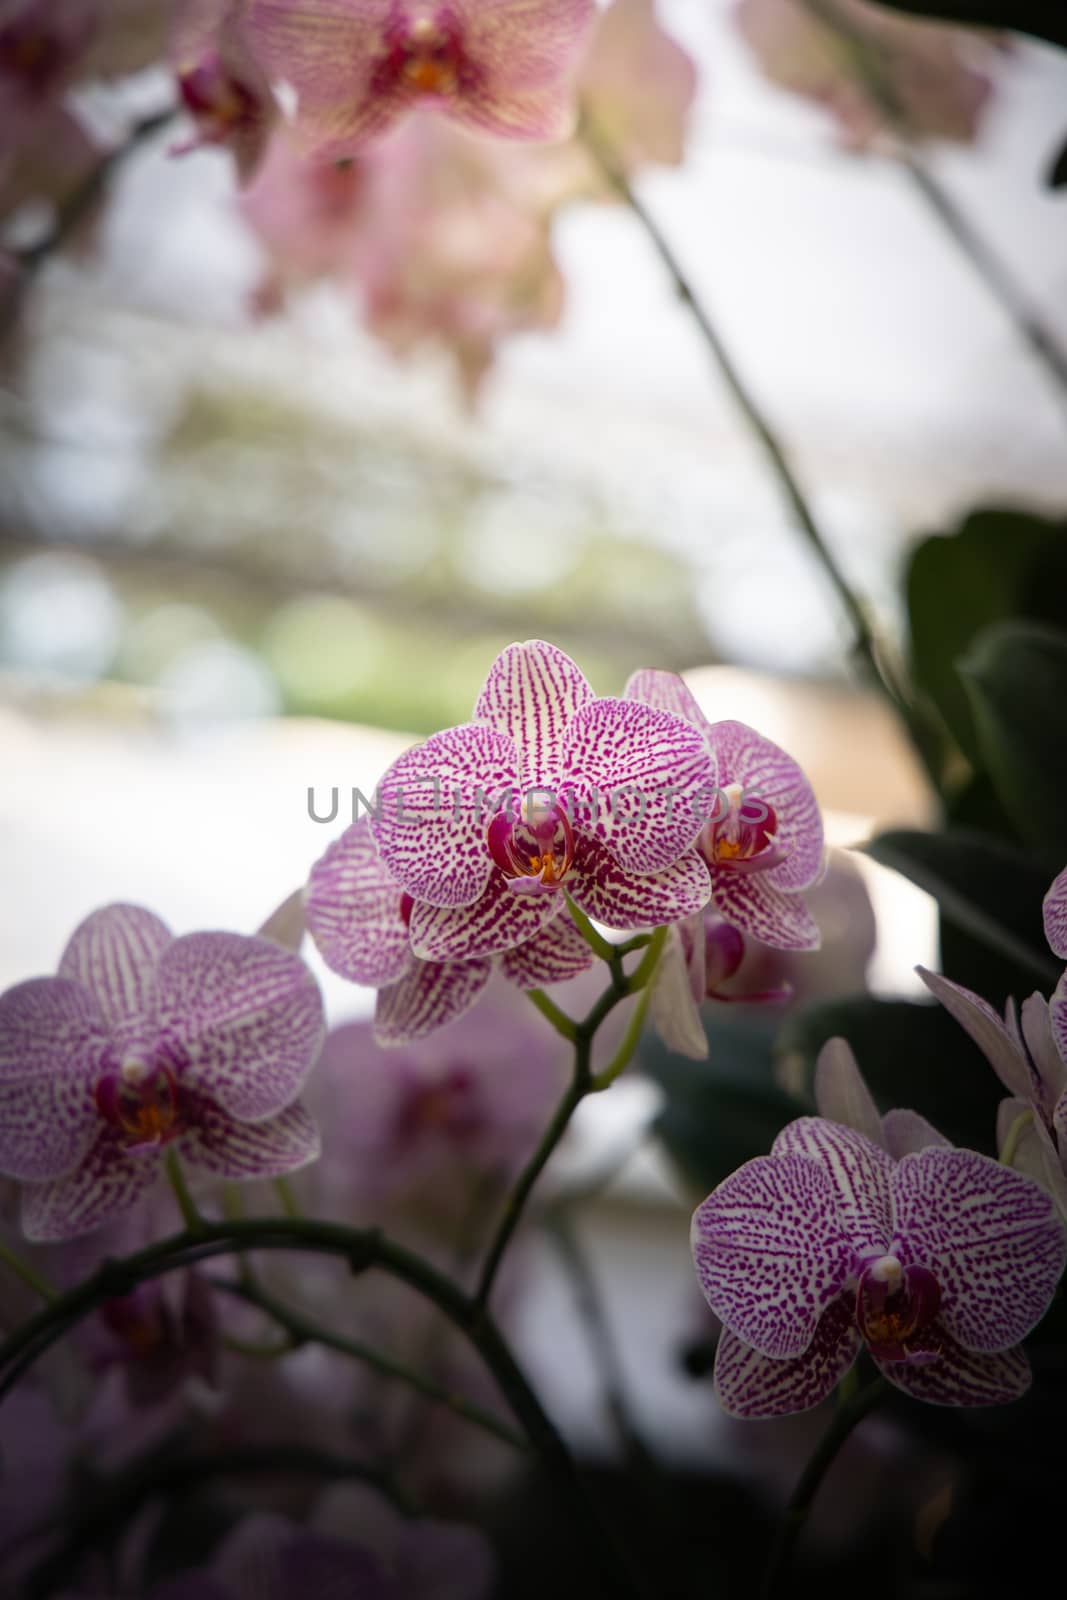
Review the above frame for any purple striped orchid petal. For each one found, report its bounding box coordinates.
[1043,864,1067,958]
[156,933,325,1122]
[710,861,820,951]
[182,1099,320,1179]
[1019,993,1067,1111]
[408,871,563,962]
[371,724,520,909]
[473,639,593,790]
[58,904,171,1037]
[374,956,491,1046]
[813,1038,885,1148]
[306,819,412,986]
[21,1132,159,1243]
[560,697,715,874]
[773,1118,894,1258]
[566,840,710,930]
[0,1071,97,1182]
[624,667,708,729]
[707,720,823,893]
[875,1329,1031,1407]
[917,966,1035,1101]
[714,1295,862,1419]
[0,976,105,1082]
[882,1109,951,1159]
[499,912,595,990]
[1047,972,1067,1099]
[997,1096,1067,1224]
[890,1147,1066,1353]
[691,1153,853,1359]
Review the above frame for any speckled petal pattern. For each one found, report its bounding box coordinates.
[473,639,593,790]
[714,1294,861,1419]
[58,904,172,1033]
[374,956,492,1046]
[773,1118,893,1260]
[305,819,412,986]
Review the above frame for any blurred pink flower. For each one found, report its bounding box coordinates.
[171,0,279,179]
[578,0,698,173]
[733,0,999,149]
[244,0,597,159]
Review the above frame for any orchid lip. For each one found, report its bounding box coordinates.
[856,1256,942,1363]
[487,797,576,897]
[703,784,784,874]
[96,1062,183,1150]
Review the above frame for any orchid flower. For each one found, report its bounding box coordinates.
[244,0,597,159]
[626,669,824,950]
[170,0,279,179]
[305,816,595,1044]
[0,905,325,1241]
[692,1115,1065,1417]
[367,640,716,964]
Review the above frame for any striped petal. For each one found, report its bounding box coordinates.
[0,976,105,1082]
[707,720,823,893]
[560,697,716,874]
[813,1038,885,1148]
[182,1098,320,1179]
[58,904,171,1034]
[157,933,325,1121]
[305,819,411,986]
[875,1329,1031,1407]
[624,667,710,732]
[1046,972,1067,1104]
[0,1071,98,1182]
[890,1146,1066,1353]
[473,639,593,790]
[408,871,563,962]
[374,957,491,1046]
[772,1118,894,1259]
[499,912,595,989]
[567,840,710,931]
[691,1152,853,1359]
[21,1132,160,1242]
[454,0,595,93]
[371,724,520,909]
[714,1295,861,1419]
[917,967,1035,1101]
[710,865,819,951]
[1042,864,1067,958]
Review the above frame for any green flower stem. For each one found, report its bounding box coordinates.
[274,1175,302,1217]
[999,1109,1033,1170]
[760,1377,887,1600]
[213,1276,528,1451]
[0,1216,648,1598]
[163,1147,202,1232]
[565,895,619,963]
[802,0,1067,414]
[526,986,580,1042]
[0,1240,57,1304]
[477,929,666,1309]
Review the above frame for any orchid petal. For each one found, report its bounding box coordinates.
[1046,972,1067,1103]
[714,1295,861,1419]
[560,697,716,873]
[710,866,819,951]
[0,976,105,1082]
[813,1037,885,1148]
[453,0,596,92]
[648,925,708,1060]
[875,1330,1031,1407]
[707,720,823,892]
[21,1133,159,1242]
[1019,992,1067,1109]
[624,667,709,732]
[882,1108,951,1159]
[182,1099,320,1179]
[499,912,595,989]
[305,819,411,986]
[0,1072,97,1182]
[1042,864,1067,958]
[997,1096,1067,1226]
[371,724,520,909]
[157,933,325,1121]
[374,957,491,1046]
[691,1153,853,1359]
[890,1146,1066,1353]
[917,967,1035,1101]
[409,869,563,962]
[567,839,710,930]
[473,639,593,790]
[772,1118,894,1259]
[58,904,171,1034]
[256,888,306,953]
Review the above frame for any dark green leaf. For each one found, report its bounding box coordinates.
[869,0,1067,50]
[778,994,1003,1153]
[960,620,1067,869]
[862,827,1059,987]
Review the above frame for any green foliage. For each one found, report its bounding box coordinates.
[868,0,1067,49]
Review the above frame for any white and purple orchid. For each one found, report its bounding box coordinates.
[0,905,325,1241]
[626,669,824,950]
[305,816,596,1044]
[691,1115,1065,1418]
[244,0,597,160]
[367,640,716,964]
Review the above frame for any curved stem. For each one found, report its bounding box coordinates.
[0,1217,646,1597]
[163,1147,202,1232]
[591,926,666,1091]
[760,1377,887,1599]
[212,1276,527,1451]
[526,986,580,1042]
[0,1239,57,1303]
